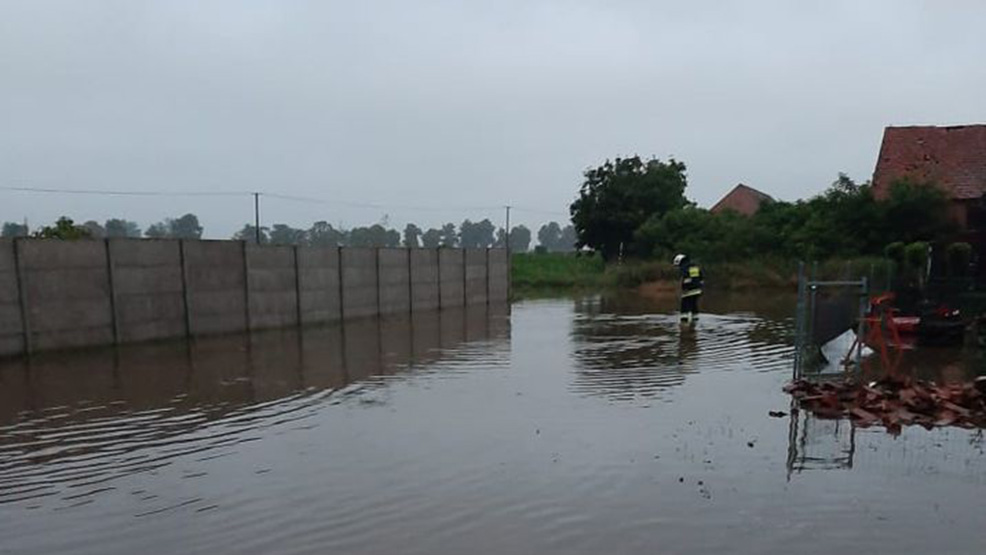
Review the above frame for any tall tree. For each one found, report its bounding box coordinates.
[349,224,400,247]
[559,225,578,252]
[145,223,169,238]
[308,221,346,247]
[494,227,507,248]
[509,225,532,252]
[105,218,141,238]
[170,213,203,239]
[233,224,270,243]
[422,228,442,248]
[146,213,203,239]
[1,222,28,237]
[82,220,106,238]
[459,219,496,248]
[403,223,422,248]
[269,224,307,245]
[439,223,458,247]
[570,156,689,259]
[538,222,562,251]
[33,217,91,240]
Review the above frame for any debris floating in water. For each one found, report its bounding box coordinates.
[784,375,986,433]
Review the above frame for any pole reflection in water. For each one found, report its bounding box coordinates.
[0,304,510,508]
[3,294,986,555]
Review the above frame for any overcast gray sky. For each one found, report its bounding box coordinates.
[2,0,985,238]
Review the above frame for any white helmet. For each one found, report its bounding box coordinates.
[673,253,687,266]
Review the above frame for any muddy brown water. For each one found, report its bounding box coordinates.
[1,294,985,554]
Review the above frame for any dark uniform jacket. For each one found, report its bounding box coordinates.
[680,262,703,297]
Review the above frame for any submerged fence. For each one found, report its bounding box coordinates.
[0,239,509,357]
[793,262,869,378]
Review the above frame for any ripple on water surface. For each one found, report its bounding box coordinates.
[1,297,985,555]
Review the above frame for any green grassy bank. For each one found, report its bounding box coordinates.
[511,252,894,296]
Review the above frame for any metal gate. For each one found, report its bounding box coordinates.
[793,262,870,379]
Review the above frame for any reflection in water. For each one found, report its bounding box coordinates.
[787,410,857,474]
[0,305,510,508]
[570,295,792,401]
[3,294,986,555]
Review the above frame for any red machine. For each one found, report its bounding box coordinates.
[843,293,965,371]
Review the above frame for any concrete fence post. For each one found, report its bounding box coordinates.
[337,246,346,321]
[436,248,442,310]
[434,249,441,309]
[13,238,32,355]
[407,247,413,314]
[242,241,252,331]
[178,239,192,339]
[105,239,121,345]
[375,247,382,317]
[293,245,303,326]
[506,247,511,301]
[462,248,467,307]
[485,247,491,306]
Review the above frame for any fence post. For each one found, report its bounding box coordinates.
[407,247,414,315]
[337,246,346,321]
[856,276,869,373]
[374,247,382,317]
[293,245,303,327]
[242,241,252,331]
[13,238,32,355]
[178,240,192,338]
[105,239,120,345]
[436,248,443,310]
[793,261,805,379]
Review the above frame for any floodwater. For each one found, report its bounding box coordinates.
[1,294,985,555]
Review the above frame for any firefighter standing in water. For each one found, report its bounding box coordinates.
[674,254,703,323]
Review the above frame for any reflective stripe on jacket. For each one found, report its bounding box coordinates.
[681,264,703,297]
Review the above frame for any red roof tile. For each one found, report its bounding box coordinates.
[872,125,986,200]
[710,184,773,216]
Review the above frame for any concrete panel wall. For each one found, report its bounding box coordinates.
[410,249,439,312]
[341,248,378,319]
[464,248,488,305]
[488,248,509,302]
[109,239,186,343]
[439,248,464,308]
[20,240,114,351]
[0,241,24,357]
[246,245,299,330]
[297,246,341,325]
[0,242,509,356]
[377,248,410,315]
[183,241,247,335]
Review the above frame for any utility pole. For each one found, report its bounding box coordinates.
[253,192,261,245]
[504,205,511,252]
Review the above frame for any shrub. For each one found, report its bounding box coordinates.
[904,242,929,271]
[884,242,906,265]
[946,242,972,277]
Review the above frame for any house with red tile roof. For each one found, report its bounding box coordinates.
[710,184,773,216]
[872,124,986,229]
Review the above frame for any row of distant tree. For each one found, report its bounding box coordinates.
[0,215,578,252]
[0,214,201,241]
[232,219,576,251]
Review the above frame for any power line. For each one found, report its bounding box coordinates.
[2,184,574,222]
[263,192,502,213]
[2,185,506,213]
[0,185,247,197]
[510,205,571,218]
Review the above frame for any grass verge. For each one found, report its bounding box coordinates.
[512,253,894,296]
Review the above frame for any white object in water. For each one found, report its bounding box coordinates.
[819,328,873,372]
